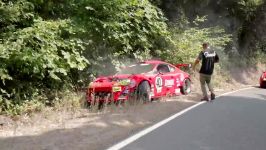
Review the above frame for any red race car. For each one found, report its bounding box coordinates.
[86,60,191,108]
[260,71,266,88]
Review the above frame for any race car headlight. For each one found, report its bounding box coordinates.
[129,79,136,88]
[88,82,93,87]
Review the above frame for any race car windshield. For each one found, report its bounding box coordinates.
[116,64,154,75]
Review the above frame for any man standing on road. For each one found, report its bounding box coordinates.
[192,43,219,101]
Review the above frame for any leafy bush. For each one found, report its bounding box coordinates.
[1,19,88,95]
[0,0,171,115]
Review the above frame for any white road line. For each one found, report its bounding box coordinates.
[106,87,255,150]
[217,87,254,97]
[106,102,205,150]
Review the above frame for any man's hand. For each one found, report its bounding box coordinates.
[192,59,200,72]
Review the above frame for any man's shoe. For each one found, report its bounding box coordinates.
[201,96,209,101]
[211,93,215,100]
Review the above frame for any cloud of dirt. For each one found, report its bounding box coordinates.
[87,56,143,80]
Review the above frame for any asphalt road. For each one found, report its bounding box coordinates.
[113,87,266,150]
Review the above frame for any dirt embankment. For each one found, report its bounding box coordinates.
[0,67,263,150]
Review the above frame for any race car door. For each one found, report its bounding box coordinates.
[154,64,175,97]
[168,64,182,95]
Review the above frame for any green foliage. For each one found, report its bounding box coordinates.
[0,1,88,115]
[159,16,232,63]
[1,0,260,116]
[71,0,170,76]
[253,40,266,64]
[1,19,87,91]
[77,0,169,55]
[0,0,35,36]
[0,95,45,116]
[234,0,264,21]
[4,19,87,79]
[0,0,170,115]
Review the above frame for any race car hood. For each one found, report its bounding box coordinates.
[89,74,139,89]
[95,74,133,82]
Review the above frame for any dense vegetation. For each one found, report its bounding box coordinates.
[0,0,265,115]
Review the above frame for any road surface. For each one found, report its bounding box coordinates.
[109,87,266,150]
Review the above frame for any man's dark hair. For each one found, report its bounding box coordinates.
[202,43,208,47]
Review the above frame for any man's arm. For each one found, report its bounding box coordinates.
[193,52,202,71]
[192,59,200,71]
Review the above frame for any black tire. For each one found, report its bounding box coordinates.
[137,81,151,102]
[181,79,191,95]
[84,100,91,108]
[98,101,104,110]
[260,83,265,88]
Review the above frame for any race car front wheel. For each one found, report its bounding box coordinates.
[181,79,191,95]
[137,81,151,102]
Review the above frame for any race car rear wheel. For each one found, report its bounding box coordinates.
[181,79,191,95]
[260,83,265,88]
[137,81,151,103]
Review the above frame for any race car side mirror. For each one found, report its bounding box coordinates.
[158,70,164,75]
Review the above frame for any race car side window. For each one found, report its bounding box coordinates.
[168,65,176,72]
[157,64,170,73]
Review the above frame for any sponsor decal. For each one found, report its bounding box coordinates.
[176,73,184,82]
[165,79,174,87]
[180,74,184,81]
[118,95,127,99]
[112,86,122,92]
[150,92,154,97]
[204,51,216,58]
[155,77,163,93]
[118,79,131,86]
[140,64,150,66]
[175,89,181,94]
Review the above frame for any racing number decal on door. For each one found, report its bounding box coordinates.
[155,77,163,93]
[165,79,174,87]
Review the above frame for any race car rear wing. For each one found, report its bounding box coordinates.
[175,63,192,68]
